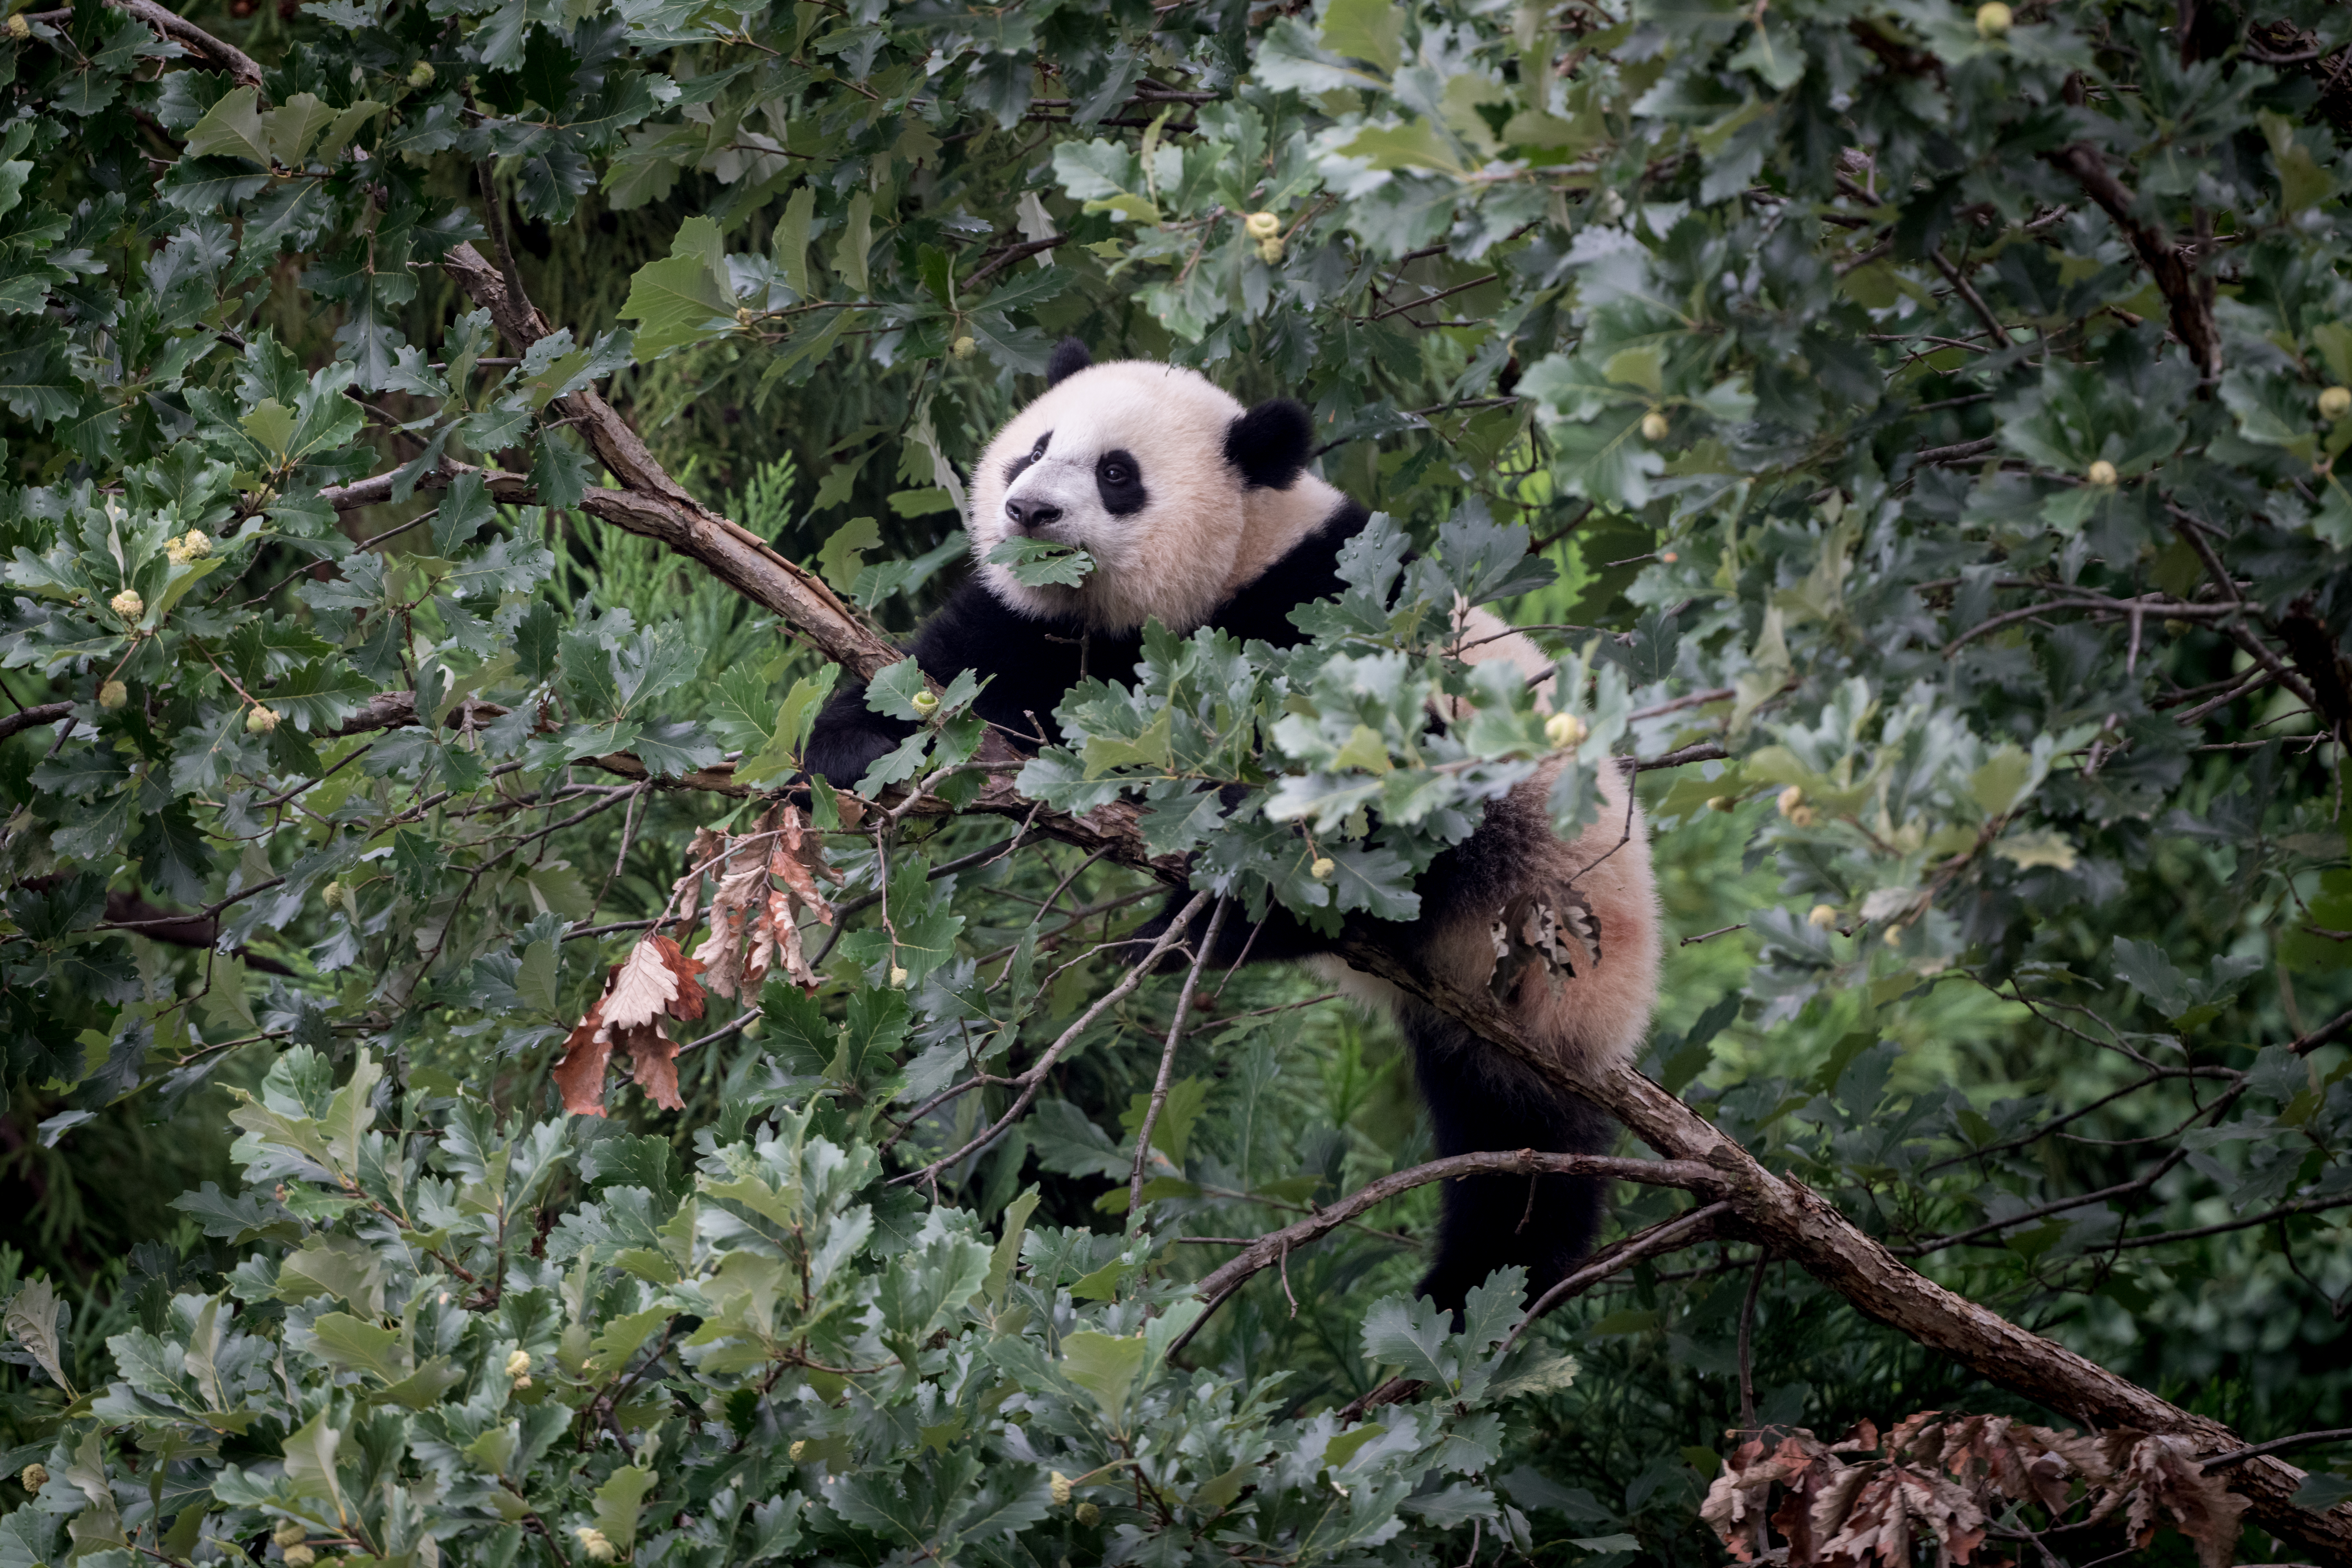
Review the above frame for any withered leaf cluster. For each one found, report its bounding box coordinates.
[1701,1413,2251,1568]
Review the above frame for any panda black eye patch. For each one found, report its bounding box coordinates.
[1002,430,1052,485]
[1095,449,1148,516]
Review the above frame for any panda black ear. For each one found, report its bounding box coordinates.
[1046,338,1093,386]
[1225,398,1313,490]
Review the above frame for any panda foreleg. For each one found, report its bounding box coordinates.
[1399,999,1613,1318]
[800,686,917,792]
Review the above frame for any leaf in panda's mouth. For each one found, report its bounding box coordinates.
[987,536,1096,588]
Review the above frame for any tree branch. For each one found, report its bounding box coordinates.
[2043,142,2221,379]
[0,704,73,743]
[1129,896,1227,1218]
[1169,1150,1726,1354]
[437,244,899,684]
[100,0,264,88]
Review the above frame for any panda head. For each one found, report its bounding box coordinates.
[967,340,1319,634]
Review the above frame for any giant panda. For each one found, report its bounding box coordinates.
[804,341,1661,1313]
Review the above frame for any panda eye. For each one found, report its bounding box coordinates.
[1102,461,1129,485]
[1031,436,1049,459]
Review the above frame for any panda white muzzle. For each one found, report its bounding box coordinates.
[1001,462,1093,543]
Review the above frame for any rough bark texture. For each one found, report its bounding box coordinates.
[436,245,901,683]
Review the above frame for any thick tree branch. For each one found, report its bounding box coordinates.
[82,0,266,87]
[0,704,73,743]
[437,244,899,685]
[2043,142,2222,380]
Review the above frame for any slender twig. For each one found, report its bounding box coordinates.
[1172,1154,1724,1357]
[1129,896,1228,1217]
[965,236,1067,290]
[1498,1200,1731,1354]
[1364,273,1500,324]
[2203,1428,2352,1472]
[1927,250,2014,348]
[892,892,1213,1185]
[1737,1249,1770,1428]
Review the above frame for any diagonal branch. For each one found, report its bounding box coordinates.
[2043,142,2221,379]
[82,0,265,87]
[1129,895,1227,1217]
[437,244,898,684]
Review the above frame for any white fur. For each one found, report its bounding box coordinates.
[969,360,1341,634]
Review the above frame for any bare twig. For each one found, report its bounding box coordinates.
[892,892,1213,1185]
[1737,1249,1771,1427]
[2204,1428,2352,1472]
[1128,896,1228,1218]
[2043,143,2220,379]
[1169,1151,1725,1356]
[1499,1200,1733,1354]
[1927,251,2014,349]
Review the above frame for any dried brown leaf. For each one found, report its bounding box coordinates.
[1813,1462,1987,1568]
[2113,1434,2249,1568]
[551,996,613,1117]
[769,802,839,918]
[693,833,771,1003]
[647,933,706,1021]
[603,937,684,1029]
[1703,1430,1840,1562]
[617,1018,683,1111]
[758,884,821,994]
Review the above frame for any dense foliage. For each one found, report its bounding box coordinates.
[9,0,2352,1561]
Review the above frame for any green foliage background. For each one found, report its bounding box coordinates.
[6,0,2352,1561]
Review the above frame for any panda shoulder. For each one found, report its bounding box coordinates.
[1209,493,1370,642]
[909,571,1067,673]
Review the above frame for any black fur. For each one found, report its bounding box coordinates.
[1095,450,1149,517]
[1046,338,1092,386]
[1224,398,1314,490]
[1003,431,1050,486]
[801,466,1616,1318]
[1404,1005,1612,1311]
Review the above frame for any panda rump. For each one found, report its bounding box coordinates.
[802,340,1661,1314]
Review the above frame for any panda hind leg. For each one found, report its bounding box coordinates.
[1400,1001,1613,1319]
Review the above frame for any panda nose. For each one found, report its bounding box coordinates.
[1004,497,1063,532]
